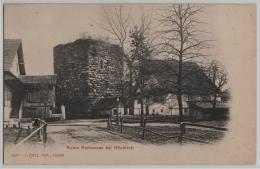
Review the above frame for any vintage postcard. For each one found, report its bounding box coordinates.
[2,3,256,165]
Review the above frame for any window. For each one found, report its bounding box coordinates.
[4,89,12,107]
[153,96,164,103]
[113,109,118,115]
[161,109,163,113]
[23,107,37,118]
[27,92,41,103]
[100,60,104,69]
[89,48,97,56]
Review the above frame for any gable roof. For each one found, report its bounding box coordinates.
[190,102,229,109]
[93,98,124,110]
[4,39,26,75]
[142,59,214,96]
[19,75,57,85]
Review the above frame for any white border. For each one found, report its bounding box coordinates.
[0,0,259,169]
[1,0,259,4]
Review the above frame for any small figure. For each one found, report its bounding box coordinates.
[27,126,31,135]
[32,118,41,141]
[61,104,66,120]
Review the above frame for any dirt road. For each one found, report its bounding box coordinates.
[46,119,137,146]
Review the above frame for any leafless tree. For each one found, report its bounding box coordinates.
[205,60,228,113]
[101,5,154,115]
[101,5,135,114]
[158,4,210,122]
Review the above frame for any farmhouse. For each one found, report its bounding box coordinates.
[19,75,56,119]
[188,102,229,120]
[4,39,57,127]
[133,59,229,119]
[4,39,26,123]
[93,97,126,117]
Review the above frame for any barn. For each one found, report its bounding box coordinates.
[4,39,57,127]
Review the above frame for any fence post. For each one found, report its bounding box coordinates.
[179,122,185,144]
[116,114,119,125]
[107,116,111,130]
[142,118,146,140]
[42,125,44,144]
[43,124,47,146]
[183,123,186,134]
[120,117,123,133]
[27,126,31,136]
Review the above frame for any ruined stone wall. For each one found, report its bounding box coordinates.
[54,39,123,118]
[87,42,123,105]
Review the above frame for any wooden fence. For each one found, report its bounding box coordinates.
[107,116,227,144]
[108,116,179,142]
[178,122,227,144]
[16,118,48,146]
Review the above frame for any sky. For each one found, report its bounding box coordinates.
[4,4,256,78]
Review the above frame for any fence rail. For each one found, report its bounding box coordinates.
[111,115,188,123]
[108,116,179,141]
[182,122,228,131]
[178,122,228,144]
[16,118,47,146]
[107,116,227,144]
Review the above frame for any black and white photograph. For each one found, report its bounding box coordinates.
[2,3,257,165]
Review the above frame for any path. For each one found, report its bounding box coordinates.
[45,119,138,146]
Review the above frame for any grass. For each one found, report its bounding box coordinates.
[110,121,227,145]
[4,127,42,145]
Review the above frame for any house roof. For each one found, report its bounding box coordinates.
[19,75,57,85]
[191,102,229,109]
[4,39,26,75]
[93,98,123,110]
[220,88,231,102]
[143,59,214,96]
[4,72,24,91]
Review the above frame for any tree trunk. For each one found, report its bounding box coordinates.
[123,104,128,115]
[140,78,145,126]
[178,13,184,123]
[128,65,134,115]
[146,105,149,115]
[129,99,134,115]
[177,93,183,123]
[177,54,183,123]
[140,99,144,127]
[212,91,217,114]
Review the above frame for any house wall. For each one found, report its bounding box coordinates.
[133,94,190,116]
[54,39,123,118]
[112,108,125,116]
[4,84,13,121]
[4,82,23,127]
[22,85,55,118]
[19,96,25,119]
[10,53,20,77]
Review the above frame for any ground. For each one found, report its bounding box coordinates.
[4,119,140,148]
[46,119,139,146]
[4,119,228,147]
[110,120,227,144]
